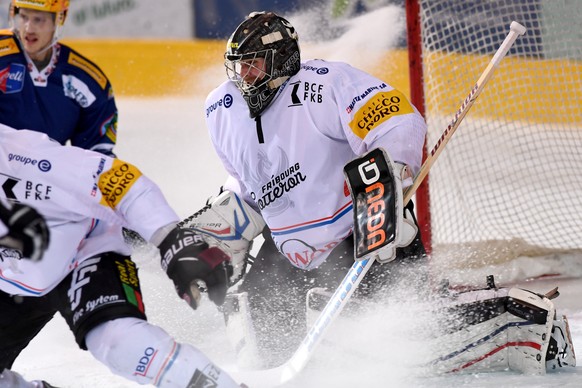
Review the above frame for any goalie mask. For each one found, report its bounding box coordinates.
[225,11,301,118]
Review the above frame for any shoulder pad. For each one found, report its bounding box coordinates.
[65,47,108,89]
[0,33,21,58]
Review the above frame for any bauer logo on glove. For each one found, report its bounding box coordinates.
[158,226,233,310]
[159,229,205,271]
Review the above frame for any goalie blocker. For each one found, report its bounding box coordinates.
[343,147,417,263]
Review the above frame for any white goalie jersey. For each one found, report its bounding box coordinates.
[205,59,427,270]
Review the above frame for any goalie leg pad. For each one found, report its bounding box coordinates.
[546,315,576,370]
[343,148,417,263]
[431,287,576,375]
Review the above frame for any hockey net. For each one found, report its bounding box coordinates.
[409,0,582,276]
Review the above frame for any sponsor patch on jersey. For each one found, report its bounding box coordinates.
[280,239,341,269]
[346,82,388,114]
[288,81,324,107]
[206,93,233,117]
[62,74,97,107]
[134,347,156,376]
[7,151,51,171]
[67,51,107,89]
[91,157,107,197]
[301,64,329,75]
[101,112,118,142]
[0,36,20,57]
[348,89,414,139]
[115,258,144,313]
[0,63,25,94]
[98,159,142,209]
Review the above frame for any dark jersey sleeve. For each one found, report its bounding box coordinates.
[61,45,118,157]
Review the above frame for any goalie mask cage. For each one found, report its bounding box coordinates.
[406,0,582,270]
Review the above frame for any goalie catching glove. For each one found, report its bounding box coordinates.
[158,226,232,310]
[180,189,265,285]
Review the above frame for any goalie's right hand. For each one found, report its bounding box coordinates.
[158,227,232,310]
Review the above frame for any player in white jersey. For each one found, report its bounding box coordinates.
[182,11,428,367]
[0,124,243,387]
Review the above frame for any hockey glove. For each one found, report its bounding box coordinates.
[181,190,265,285]
[0,202,50,262]
[158,226,232,310]
[344,148,418,263]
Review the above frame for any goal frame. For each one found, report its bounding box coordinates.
[405,0,432,255]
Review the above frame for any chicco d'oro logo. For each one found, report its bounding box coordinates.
[98,159,142,209]
[348,89,413,138]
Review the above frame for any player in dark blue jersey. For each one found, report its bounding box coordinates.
[0,0,118,156]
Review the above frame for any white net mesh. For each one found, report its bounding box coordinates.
[417,0,582,268]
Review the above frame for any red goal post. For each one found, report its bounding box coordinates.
[405,0,582,271]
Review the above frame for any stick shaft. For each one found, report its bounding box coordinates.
[404,22,526,203]
[279,258,374,382]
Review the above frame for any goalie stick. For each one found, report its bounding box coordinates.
[231,21,527,388]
